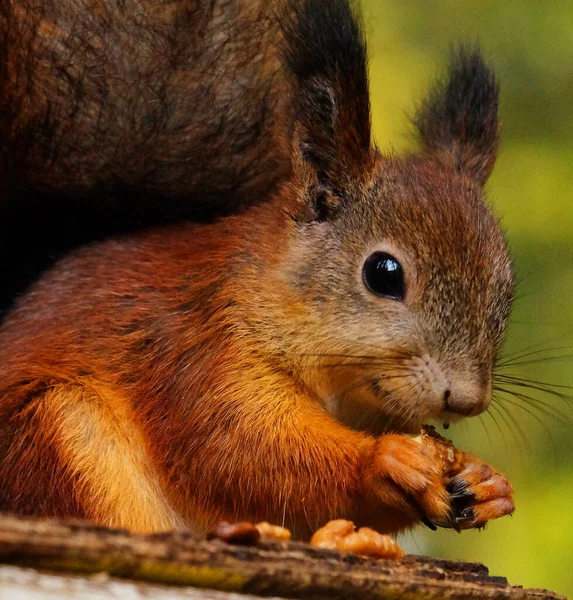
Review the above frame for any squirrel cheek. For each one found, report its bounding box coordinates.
[371,359,449,425]
[404,355,452,417]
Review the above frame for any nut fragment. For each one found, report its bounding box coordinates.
[255,521,292,541]
[310,519,405,560]
[310,519,355,549]
[414,425,465,479]
[416,425,514,531]
[206,521,260,545]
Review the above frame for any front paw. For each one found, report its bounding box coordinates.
[419,426,515,530]
[362,427,514,533]
[362,433,454,531]
[443,455,514,530]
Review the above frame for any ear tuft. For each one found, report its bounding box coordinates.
[282,0,372,185]
[415,46,499,185]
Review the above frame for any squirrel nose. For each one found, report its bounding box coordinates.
[443,382,489,417]
[443,389,473,416]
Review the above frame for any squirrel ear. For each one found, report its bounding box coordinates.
[415,47,499,185]
[283,0,373,188]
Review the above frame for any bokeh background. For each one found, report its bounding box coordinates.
[360,0,573,596]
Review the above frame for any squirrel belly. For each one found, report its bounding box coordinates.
[0,0,516,537]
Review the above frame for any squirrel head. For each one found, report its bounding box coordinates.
[263,0,514,434]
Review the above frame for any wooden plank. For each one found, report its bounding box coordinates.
[0,515,564,600]
[0,565,277,599]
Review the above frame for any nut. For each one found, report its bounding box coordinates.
[310,519,405,560]
[206,521,260,545]
[255,521,292,541]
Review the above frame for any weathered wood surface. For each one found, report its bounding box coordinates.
[0,514,564,600]
[0,565,280,600]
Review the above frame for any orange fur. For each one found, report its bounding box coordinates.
[0,0,515,539]
[45,384,184,532]
[0,191,513,536]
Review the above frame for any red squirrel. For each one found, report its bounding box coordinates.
[0,0,515,541]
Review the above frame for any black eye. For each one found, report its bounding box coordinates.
[362,252,405,300]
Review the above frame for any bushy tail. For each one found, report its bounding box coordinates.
[0,0,293,315]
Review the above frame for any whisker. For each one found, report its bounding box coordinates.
[335,375,375,399]
[477,413,495,450]
[496,353,573,369]
[361,378,420,432]
[496,346,573,368]
[316,362,413,372]
[296,350,414,361]
[494,374,573,396]
[491,399,532,454]
[493,395,560,454]
[489,401,525,453]
[391,381,420,429]
[493,379,571,408]
[493,387,571,424]
[486,404,509,449]
[492,381,573,418]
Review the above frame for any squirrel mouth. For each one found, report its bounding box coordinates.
[367,380,425,435]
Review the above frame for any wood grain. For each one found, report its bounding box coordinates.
[0,514,563,600]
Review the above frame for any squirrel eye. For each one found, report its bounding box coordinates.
[362,252,405,301]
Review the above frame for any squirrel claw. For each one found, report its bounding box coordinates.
[442,458,514,530]
[451,490,476,502]
[422,515,438,531]
[454,507,476,523]
[446,478,474,499]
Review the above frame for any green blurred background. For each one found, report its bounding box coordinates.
[360,1,573,596]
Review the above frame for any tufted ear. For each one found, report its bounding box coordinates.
[415,47,500,186]
[283,0,373,192]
